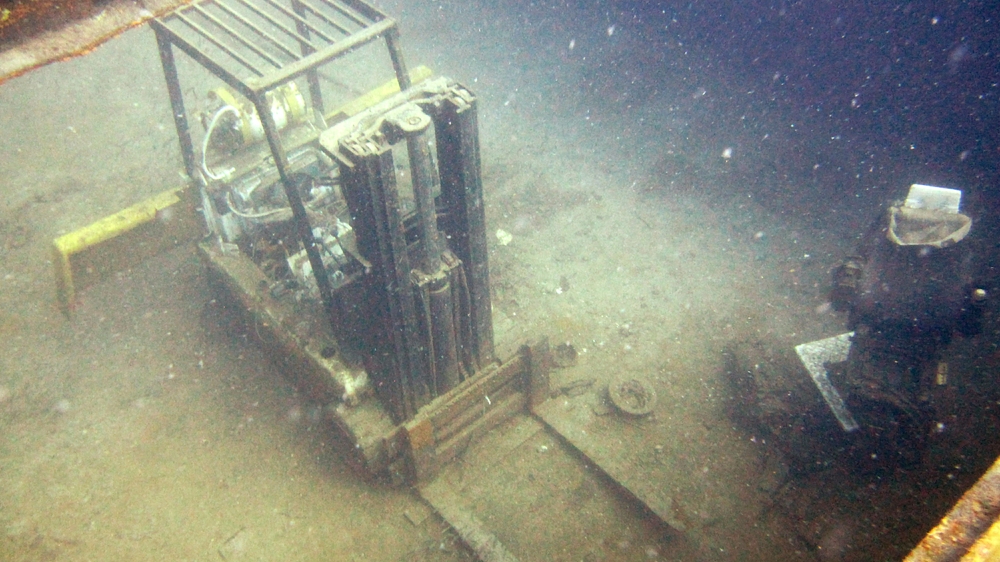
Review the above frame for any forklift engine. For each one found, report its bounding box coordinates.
[198,123,358,300]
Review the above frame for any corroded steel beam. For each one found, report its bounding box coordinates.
[906,455,1000,562]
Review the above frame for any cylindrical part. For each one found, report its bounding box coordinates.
[429,276,461,393]
[407,130,442,273]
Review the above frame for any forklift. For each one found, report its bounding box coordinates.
[52,0,555,482]
[47,1,560,557]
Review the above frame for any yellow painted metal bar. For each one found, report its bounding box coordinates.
[325,65,433,123]
[53,186,196,315]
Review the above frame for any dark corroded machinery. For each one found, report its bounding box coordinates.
[727,185,987,473]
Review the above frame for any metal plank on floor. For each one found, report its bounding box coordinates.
[534,382,800,561]
[417,414,690,561]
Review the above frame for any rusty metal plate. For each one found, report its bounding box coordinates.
[0,0,191,84]
[906,455,1000,562]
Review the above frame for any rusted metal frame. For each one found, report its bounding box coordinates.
[405,356,527,484]
[370,147,429,420]
[191,3,287,70]
[419,483,521,562]
[260,0,335,43]
[247,17,394,94]
[214,0,301,61]
[523,339,551,411]
[174,11,265,78]
[314,0,370,28]
[197,241,345,401]
[289,0,326,120]
[329,0,385,25]
[412,276,439,396]
[432,390,525,477]
[383,26,410,91]
[447,257,477,377]
[153,23,198,181]
[230,0,321,55]
[198,240,400,478]
[405,128,444,273]
[291,0,353,35]
[431,361,523,447]
[433,89,495,368]
[337,150,410,420]
[152,18,256,98]
[444,254,476,383]
[413,257,470,396]
[404,340,551,485]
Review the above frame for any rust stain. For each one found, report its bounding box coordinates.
[407,418,435,451]
[0,0,192,85]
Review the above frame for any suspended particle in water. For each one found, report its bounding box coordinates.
[948,44,971,74]
[607,25,615,36]
[721,147,733,159]
[569,38,575,50]
[53,399,71,415]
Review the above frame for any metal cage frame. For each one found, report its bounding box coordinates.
[151,0,412,324]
